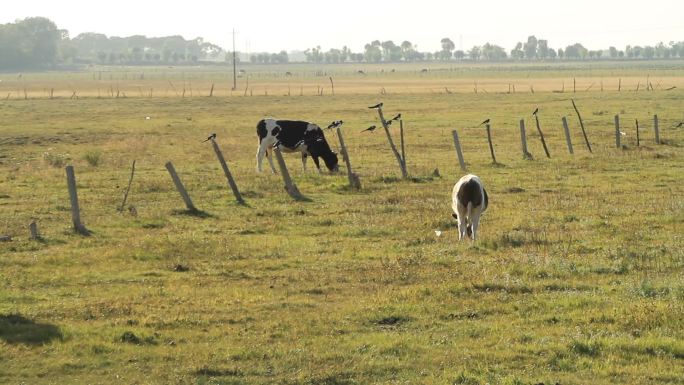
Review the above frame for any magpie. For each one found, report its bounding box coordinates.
[368,102,383,109]
[479,119,490,126]
[361,125,377,133]
[532,107,539,115]
[390,113,401,121]
[327,120,343,129]
[202,133,216,142]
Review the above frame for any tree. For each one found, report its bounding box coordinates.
[453,50,465,60]
[609,46,618,58]
[364,41,382,63]
[511,42,524,60]
[524,35,538,59]
[481,43,507,61]
[468,46,481,61]
[537,39,549,59]
[440,37,455,60]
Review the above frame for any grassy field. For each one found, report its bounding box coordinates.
[1,62,683,384]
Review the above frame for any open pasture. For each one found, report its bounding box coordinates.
[1,62,683,384]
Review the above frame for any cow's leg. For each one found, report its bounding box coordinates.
[256,143,267,172]
[456,204,468,241]
[265,148,277,174]
[301,153,308,172]
[469,207,483,240]
[312,156,322,174]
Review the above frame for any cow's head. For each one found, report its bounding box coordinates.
[321,150,339,173]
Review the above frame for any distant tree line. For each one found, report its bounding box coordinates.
[2,17,684,70]
[304,36,684,63]
[0,17,227,70]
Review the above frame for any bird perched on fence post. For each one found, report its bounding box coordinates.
[479,119,490,126]
[532,107,539,116]
[202,133,216,142]
[327,120,344,129]
[368,102,383,109]
[361,125,377,133]
[389,113,402,121]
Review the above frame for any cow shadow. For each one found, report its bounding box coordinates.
[0,313,63,345]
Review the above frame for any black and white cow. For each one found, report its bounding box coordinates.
[256,118,339,173]
[451,174,489,240]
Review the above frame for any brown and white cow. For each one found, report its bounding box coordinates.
[451,174,489,240]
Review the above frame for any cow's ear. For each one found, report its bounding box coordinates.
[451,213,458,219]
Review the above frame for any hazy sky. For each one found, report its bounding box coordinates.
[3,0,683,53]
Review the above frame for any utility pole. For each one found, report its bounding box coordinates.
[232,28,237,91]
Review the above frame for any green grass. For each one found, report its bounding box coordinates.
[0,62,683,384]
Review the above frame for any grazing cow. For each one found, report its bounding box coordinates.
[451,174,489,240]
[256,118,339,173]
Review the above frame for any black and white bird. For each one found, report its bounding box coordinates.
[389,113,401,121]
[327,120,344,129]
[202,133,216,142]
[361,125,377,133]
[532,107,539,115]
[368,102,383,109]
[479,118,490,126]
[385,120,393,126]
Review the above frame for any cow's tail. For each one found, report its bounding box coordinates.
[467,201,473,222]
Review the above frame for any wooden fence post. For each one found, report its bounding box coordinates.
[210,139,245,204]
[399,119,407,175]
[614,115,621,148]
[571,99,592,153]
[485,123,497,164]
[29,220,41,240]
[533,114,551,158]
[272,146,304,200]
[118,160,136,212]
[654,114,660,144]
[561,117,574,154]
[519,119,533,160]
[165,161,197,211]
[636,119,640,147]
[65,165,89,235]
[376,106,408,178]
[451,130,467,171]
[336,126,361,190]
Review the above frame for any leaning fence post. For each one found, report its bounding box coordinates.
[336,126,361,190]
[165,161,197,211]
[614,115,621,149]
[65,165,89,235]
[561,116,574,154]
[654,114,660,144]
[485,123,497,164]
[451,129,467,171]
[376,106,408,178]
[571,99,592,153]
[533,114,551,158]
[210,139,245,204]
[519,119,532,160]
[118,160,136,212]
[272,146,304,199]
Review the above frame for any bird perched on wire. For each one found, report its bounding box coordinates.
[479,118,490,126]
[389,113,401,121]
[202,133,216,142]
[368,102,383,109]
[361,125,377,133]
[532,107,539,115]
[327,120,344,129]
